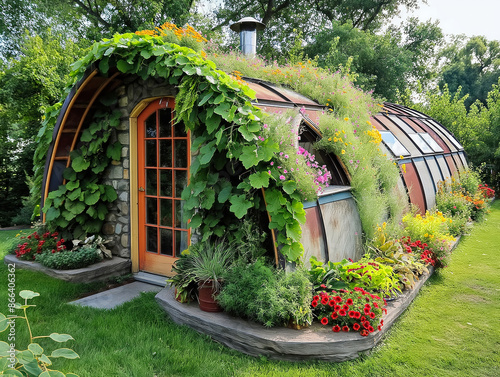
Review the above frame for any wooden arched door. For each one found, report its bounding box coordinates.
[137,99,190,275]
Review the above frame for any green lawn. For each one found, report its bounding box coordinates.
[1,202,499,377]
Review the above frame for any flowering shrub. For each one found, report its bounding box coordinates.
[262,111,332,200]
[402,209,455,253]
[479,184,495,199]
[14,231,66,260]
[312,288,387,336]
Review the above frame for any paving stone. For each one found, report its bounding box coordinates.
[71,282,162,310]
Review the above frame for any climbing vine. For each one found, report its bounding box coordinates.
[42,98,122,239]
[36,32,309,262]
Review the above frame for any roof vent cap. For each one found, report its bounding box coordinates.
[230,17,265,56]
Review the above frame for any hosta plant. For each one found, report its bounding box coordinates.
[0,290,79,376]
[311,288,387,336]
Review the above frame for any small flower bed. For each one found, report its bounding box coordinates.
[312,288,387,336]
[479,184,495,199]
[14,231,66,260]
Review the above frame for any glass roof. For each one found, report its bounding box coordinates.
[420,133,444,153]
[379,131,410,157]
[408,133,433,154]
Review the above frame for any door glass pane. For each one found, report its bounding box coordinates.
[175,230,189,255]
[146,227,157,253]
[160,199,173,227]
[174,140,187,168]
[159,108,172,137]
[174,121,187,137]
[174,200,186,228]
[146,198,157,225]
[159,140,172,167]
[175,170,187,198]
[146,169,157,195]
[160,229,173,256]
[145,113,157,138]
[159,170,172,197]
[145,140,157,167]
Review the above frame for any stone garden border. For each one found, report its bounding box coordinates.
[4,254,131,283]
[155,265,435,362]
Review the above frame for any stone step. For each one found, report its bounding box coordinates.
[134,271,168,287]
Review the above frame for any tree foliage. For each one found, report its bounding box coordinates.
[439,35,500,108]
[0,32,82,226]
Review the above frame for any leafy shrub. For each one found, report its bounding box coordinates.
[218,259,313,327]
[368,225,428,290]
[11,203,35,226]
[308,256,348,293]
[14,230,66,260]
[312,287,387,336]
[35,246,102,269]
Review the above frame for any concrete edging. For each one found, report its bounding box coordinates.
[4,254,131,283]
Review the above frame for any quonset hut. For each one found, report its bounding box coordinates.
[40,23,467,278]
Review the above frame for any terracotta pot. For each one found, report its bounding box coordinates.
[198,280,222,312]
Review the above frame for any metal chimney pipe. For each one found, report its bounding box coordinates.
[229,17,265,56]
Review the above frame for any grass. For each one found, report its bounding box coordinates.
[1,202,499,376]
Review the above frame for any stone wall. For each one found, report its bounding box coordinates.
[100,76,177,258]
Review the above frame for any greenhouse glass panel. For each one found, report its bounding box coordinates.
[414,158,435,209]
[436,155,451,181]
[409,133,434,154]
[379,131,410,156]
[420,133,444,152]
[425,156,444,191]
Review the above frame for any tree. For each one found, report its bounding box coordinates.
[0,0,195,59]
[439,36,500,108]
[0,32,82,225]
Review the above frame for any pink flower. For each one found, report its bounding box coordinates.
[279,175,285,180]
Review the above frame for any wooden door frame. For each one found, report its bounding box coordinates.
[129,97,167,274]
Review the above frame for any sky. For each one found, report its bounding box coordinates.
[395,0,500,41]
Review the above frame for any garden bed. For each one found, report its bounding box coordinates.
[155,265,434,362]
[3,254,131,283]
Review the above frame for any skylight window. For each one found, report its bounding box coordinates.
[420,133,444,153]
[379,131,410,156]
[409,133,433,153]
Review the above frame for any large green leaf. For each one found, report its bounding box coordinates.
[28,343,43,356]
[249,171,270,189]
[239,145,260,169]
[84,191,100,206]
[0,314,8,332]
[282,180,297,195]
[20,360,43,376]
[2,369,24,376]
[20,290,40,300]
[106,141,122,161]
[71,155,90,172]
[0,341,11,356]
[49,333,74,343]
[51,348,79,359]
[229,195,253,219]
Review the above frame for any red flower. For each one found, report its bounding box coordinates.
[313,295,320,301]
[364,308,371,315]
[328,300,335,307]
[346,298,353,305]
[334,296,342,303]
[348,311,356,318]
[354,312,361,319]
[331,312,338,320]
[342,304,349,310]
[353,323,360,331]
[342,326,350,332]
[311,300,318,308]
[332,325,341,333]
[369,312,376,319]
[368,326,374,333]
[321,317,329,325]
[338,309,347,316]
[360,330,369,337]
[378,325,382,331]
[321,297,329,305]
[334,305,341,311]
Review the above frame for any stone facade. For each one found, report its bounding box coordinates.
[100,76,177,258]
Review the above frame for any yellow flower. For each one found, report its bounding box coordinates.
[366,121,372,125]
[401,164,406,173]
[424,233,428,237]
[344,117,349,121]
[400,155,404,159]
[328,138,332,141]
[341,150,345,154]
[201,50,207,58]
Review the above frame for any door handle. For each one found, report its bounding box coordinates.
[139,186,145,192]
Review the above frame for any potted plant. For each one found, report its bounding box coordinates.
[168,251,198,303]
[190,239,233,312]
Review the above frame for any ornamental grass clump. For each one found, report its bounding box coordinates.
[311,288,387,336]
